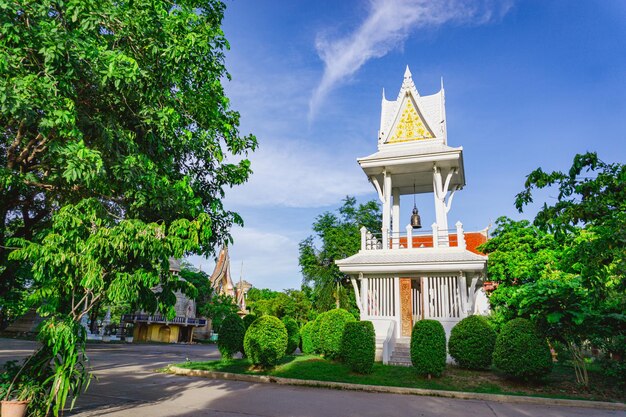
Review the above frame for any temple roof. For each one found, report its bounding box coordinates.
[209,246,235,297]
[168,258,181,272]
[379,66,446,147]
[360,67,464,195]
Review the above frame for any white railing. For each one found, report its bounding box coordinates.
[367,277,395,317]
[423,276,462,319]
[382,320,397,365]
[411,286,421,324]
[360,222,467,251]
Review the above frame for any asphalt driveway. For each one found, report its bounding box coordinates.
[0,338,621,417]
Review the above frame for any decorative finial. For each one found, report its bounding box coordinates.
[440,76,444,91]
[382,88,386,100]
[398,65,417,100]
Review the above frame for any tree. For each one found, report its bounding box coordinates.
[179,264,214,318]
[515,152,625,297]
[482,153,626,386]
[203,293,239,333]
[0,1,256,414]
[515,153,626,385]
[299,197,380,312]
[246,287,313,325]
[478,217,563,287]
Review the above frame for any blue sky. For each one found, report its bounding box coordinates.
[188,0,626,290]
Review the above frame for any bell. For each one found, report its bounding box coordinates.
[410,206,422,229]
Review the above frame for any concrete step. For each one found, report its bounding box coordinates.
[388,340,412,367]
[393,346,410,353]
[390,354,410,360]
[388,359,412,367]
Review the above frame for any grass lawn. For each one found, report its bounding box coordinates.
[176,355,625,403]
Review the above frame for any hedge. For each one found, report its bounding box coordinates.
[340,321,375,374]
[410,319,446,377]
[217,313,245,359]
[300,321,316,354]
[448,315,497,370]
[310,311,328,353]
[318,309,356,359]
[493,318,553,380]
[244,315,288,368]
[242,314,257,330]
[282,316,300,355]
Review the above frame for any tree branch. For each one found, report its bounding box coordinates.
[6,120,27,169]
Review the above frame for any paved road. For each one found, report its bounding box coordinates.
[0,338,622,417]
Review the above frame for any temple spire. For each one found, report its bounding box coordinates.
[398,65,417,99]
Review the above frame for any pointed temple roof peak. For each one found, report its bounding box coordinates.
[377,68,448,147]
[398,65,418,100]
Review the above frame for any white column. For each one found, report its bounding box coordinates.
[432,223,439,248]
[432,165,453,246]
[422,277,429,318]
[392,188,400,249]
[458,272,467,317]
[361,276,368,318]
[382,171,392,249]
[351,277,362,314]
[432,167,448,229]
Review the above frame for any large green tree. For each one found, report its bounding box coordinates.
[482,153,625,386]
[0,1,255,414]
[480,218,599,384]
[299,196,380,312]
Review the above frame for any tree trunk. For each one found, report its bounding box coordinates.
[568,342,589,387]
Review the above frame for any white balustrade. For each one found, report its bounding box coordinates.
[455,221,466,249]
[432,223,439,248]
[405,224,413,249]
[360,226,367,250]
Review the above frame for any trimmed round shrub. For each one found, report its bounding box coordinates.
[340,321,375,374]
[493,318,553,380]
[448,315,497,370]
[310,312,328,353]
[244,316,288,368]
[217,313,245,359]
[410,320,446,377]
[318,309,356,359]
[300,321,317,354]
[282,316,300,355]
[243,314,257,330]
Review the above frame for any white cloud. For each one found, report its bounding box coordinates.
[225,140,373,208]
[187,227,302,290]
[309,0,513,120]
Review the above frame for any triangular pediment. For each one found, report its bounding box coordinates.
[386,95,435,144]
[378,66,447,147]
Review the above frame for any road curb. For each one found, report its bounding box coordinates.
[168,366,626,411]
